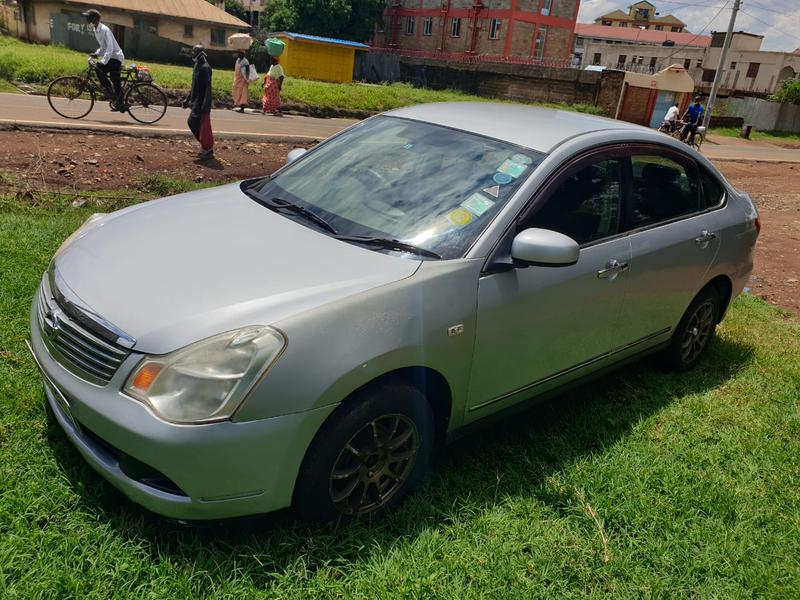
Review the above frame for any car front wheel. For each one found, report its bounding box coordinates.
[664,286,720,371]
[293,380,434,521]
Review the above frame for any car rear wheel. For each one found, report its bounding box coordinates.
[293,380,434,521]
[664,286,720,371]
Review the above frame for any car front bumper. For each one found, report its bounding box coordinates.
[28,289,335,521]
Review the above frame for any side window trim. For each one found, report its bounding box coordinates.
[622,144,703,234]
[698,166,728,212]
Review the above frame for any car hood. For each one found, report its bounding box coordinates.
[53,183,421,354]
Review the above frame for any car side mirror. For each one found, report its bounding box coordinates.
[286,148,308,165]
[511,228,580,267]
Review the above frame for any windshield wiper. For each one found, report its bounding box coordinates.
[335,235,441,260]
[250,194,338,235]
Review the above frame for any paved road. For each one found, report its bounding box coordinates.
[2,92,798,163]
[0,92,358,142]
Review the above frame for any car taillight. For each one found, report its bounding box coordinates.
[754,217,761,236]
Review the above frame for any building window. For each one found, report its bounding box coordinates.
[183,23,193,38]
[575,37,584,48]
[601,20,612,26]
[211,27,226,46]
[593,52,602,65]
[423,16,432,36]
[654,24,663,31]
[671,26,681,32]
[405,16,415,35]
[684,58,691,69]
[702,69,716,83]
[649,56,657,69]
[489,18,501,40]
[697,60,703,68]
[730,61,737,69]
[541,0,552,16]
[617,54,627,67]
[619,22,628,27]
[747,62,760,78]
[450,17,461,37]
[133,17,158,35]
[534,25,547,60]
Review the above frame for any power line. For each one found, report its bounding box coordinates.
[658,0,731,63]
[739,8,800,45]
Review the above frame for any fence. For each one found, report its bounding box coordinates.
[717,97,800,133]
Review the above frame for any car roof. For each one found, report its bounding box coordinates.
[385,102,647,154]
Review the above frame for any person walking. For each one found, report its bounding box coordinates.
[262,56,284,116]
[232,50,250,113]
[82,9,124,110]
[183,45,214,160]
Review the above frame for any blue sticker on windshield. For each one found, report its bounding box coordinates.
[493,172,513,185]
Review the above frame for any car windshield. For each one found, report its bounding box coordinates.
[250,116,545,259]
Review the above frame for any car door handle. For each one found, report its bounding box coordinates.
[597,259,629,279]
[695,230,717,246]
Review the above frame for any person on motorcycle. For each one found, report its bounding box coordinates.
[681,96,705,144]
[663,103,680,133]
[82,9,125,111]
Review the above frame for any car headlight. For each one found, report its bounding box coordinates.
[55,213,106,257]
[123,326,286,424]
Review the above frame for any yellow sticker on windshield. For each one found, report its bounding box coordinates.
[447,208,474,227]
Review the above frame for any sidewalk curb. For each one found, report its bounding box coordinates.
[0,119,324,145]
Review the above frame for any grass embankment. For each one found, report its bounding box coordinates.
[0,187,798,597]
[711,126,800,144]
[0,34,603,116]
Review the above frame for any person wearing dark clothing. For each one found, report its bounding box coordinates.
[681,96,705,144]
[184,45,214,160]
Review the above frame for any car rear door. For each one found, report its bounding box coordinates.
[612,147,722,355]
[466,150,632,420]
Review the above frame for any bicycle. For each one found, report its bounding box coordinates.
[659,119,705,151]
[47,57,168,125]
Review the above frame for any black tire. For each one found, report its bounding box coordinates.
[47,76,95,120]
[663,286,720,371]
[124,82,168,124]
[293,380,434,521]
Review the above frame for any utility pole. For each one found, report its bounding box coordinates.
[702,0,741,128]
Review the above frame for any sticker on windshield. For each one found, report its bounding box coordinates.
[493,172,513,185]
[483,185,500,198]
[447,208,474,227]
[461,193,495,217]
[497,160,527,179]
[511,153,533,166]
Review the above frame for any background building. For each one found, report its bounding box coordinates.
[372,0,581,66]
[594,1,685,32]
[5,0,249,63]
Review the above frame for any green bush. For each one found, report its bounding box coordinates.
[771,78,800,105]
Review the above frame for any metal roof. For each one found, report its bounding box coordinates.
[273,32,369,50]
[385,103,646,154]
[575,24,711,47]
[64,0,250,28]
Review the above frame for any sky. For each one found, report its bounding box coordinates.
[577,0,800,53]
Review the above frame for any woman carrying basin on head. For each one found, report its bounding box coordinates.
[262,55,284,116]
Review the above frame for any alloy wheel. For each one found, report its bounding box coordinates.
[329,414,419,516]
[680,299,715,363]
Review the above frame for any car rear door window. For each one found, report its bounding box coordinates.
[628,155,700,228]
[700,167,726,209]
[529,159,623,245]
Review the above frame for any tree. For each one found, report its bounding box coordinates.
[206,0,249,23]
[262,0,384,42]
[772,79,800,105]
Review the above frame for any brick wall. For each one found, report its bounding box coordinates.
[398,56,624,114]
[544,26,572,61]
[509,21,535,56]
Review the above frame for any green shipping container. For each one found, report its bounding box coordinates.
[266,38,285,57]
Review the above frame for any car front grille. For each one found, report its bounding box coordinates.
[37,285,130,385]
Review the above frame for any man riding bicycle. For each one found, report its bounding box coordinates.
[82,9,125,111]
[681,96,705,145]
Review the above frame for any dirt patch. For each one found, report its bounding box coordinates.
[0,130,296,191]
[716,161,800,318]
[0,131,797,317]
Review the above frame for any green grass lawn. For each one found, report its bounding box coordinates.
[0,191,798,597]
[711,127,800,144]
[0,34,603,115]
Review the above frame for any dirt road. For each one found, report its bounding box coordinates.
[0,130,796,317]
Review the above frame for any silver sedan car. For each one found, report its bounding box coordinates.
[29,103,759,521]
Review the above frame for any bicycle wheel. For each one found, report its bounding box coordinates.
[125,83,168,124]
[47,76,95,119]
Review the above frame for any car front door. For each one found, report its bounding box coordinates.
[466,152,632,420]
[613,148,722,354]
